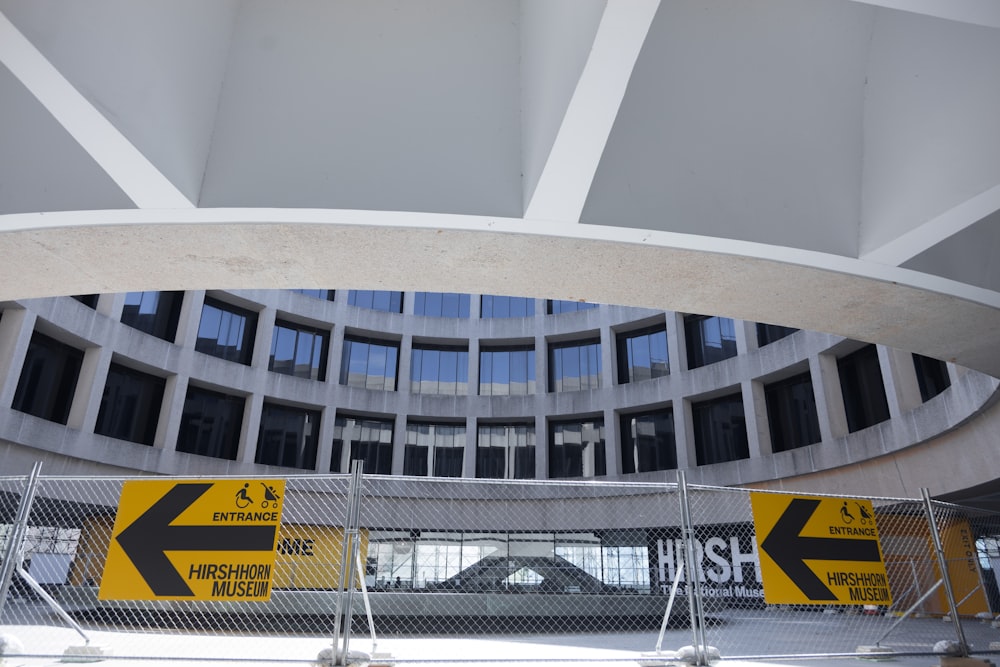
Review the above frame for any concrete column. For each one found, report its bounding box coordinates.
[666,311,687,373]
[174,291,206,348]
[467,338,480,397]
[879,346,923,416]
[812,353,848,440]
[391,412,408,475]
[669,312,688,372]
[315,405,338,473]
[238,392,264,465]
[675,398,696,469]
[155,374,187,451]
[66,345,113,432]
[397,334,413,394]
[735,320,755,355]
[534,414,547,479]
[599,324,615,391]
[463,416,477,478]
[252,306,277,371]
[96,293,126,319]
[329,325,347,386]
[603,406,620,476]
[743,379,772,458]
[0,307,35,408]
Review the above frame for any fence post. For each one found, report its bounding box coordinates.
[921,488,969,657]
[331,461,365,665]
[0,461,42,616]
[677,470,708,665]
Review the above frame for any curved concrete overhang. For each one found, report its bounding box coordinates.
[3,209,1000,378]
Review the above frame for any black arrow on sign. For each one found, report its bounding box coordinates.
[116,483,277,597]
[760,498,881,601]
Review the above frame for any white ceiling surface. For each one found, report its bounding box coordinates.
[0,1,999,372]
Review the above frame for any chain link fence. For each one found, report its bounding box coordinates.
[3,466,1000,664]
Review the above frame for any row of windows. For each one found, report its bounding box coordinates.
[8,328,952,479]
[113,293,809,396]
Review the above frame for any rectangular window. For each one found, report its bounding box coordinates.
[765,372,821,452]
[256,402,320,470]
[176,386,245,461]
[684,315,737,369]
[195,298,257,365]
[332,415,394,474]
[549,419,606,479]
[756,322,798,346]
[269,320,329,381]
[12,331,83,425]
[838,345,890,433]
[547,300,598,315]
[481,295,534,318]
[121,291,183,342]
[620,410,676,474]
[290,289,335,301]
[404,422,466,477]
[411,345,468,395]
[479,347,535,396]
[72,294,99,309]
[692,394,749,465]
[348,290,403,313]
[340,336,399,391]
[476,424,535,479]
[95,363,165,446]
[549,340,601,392]
[913,353,951,402]
[414,293,470,318]
[616,325,669,384]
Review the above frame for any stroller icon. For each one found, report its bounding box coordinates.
[260,483,281,509]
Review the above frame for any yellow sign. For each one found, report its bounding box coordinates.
[750,492,891,606]
[100,479,285,601]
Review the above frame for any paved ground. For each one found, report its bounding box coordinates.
[3,604,1000,667]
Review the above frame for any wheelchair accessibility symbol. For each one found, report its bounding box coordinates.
[234,482,282,509]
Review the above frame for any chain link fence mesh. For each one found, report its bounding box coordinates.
[3,472,1000,664]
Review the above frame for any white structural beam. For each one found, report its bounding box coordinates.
[862,184,1000,266]
[524,0,660,223]
[0,11,194,210]
[849,0,1000,28]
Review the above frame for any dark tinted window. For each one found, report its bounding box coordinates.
[913,354,951,402]
[620,410,676,474]
[765,372,821,452]
[549,340,601,392]
[177,386,245,460]
[756,323,798,346]
[332,415,394,474]
[72,294,99,308]
[404,422,465,477]
[348,290,403,313]
[256,403,320,470]
[476,424,535,479]
[549,419,606,479]
[481,295,534,318]
[291,289,335,301]
[411,346,468,395]
[340,337,399,390]
[685,315,737,369]
[195,298,257,365]
[414,293,470,318]
[692,394,748,465]
[12,332,83,424]
[838,345,890,433]
[121,291,183,342]
[617,325,669,383]
[95,363,165,446]
[269,320,328,381]
[547,300,598,314]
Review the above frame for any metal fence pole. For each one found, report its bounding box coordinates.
[921,488,969,657]
[0,461,42,616]
[678,470,708,665]
[331,461,365,666]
